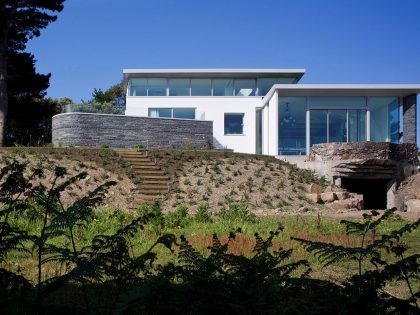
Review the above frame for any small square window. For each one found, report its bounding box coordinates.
[224,113,244,135]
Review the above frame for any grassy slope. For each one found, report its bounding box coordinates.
[148,149,328,214]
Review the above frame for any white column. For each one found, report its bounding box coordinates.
[262,105,269,155]
[306,97,310,155]
[366,109,371,141]
[268,91,278,156]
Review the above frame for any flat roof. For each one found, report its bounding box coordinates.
[263,84,420,103]
[123,68,306,80]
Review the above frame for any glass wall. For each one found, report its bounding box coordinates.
[169,79,189,96]
[213,79,234,96]
[310,110,328,146]
[234,79,256,96]
[257,78,296,96]
[128,77,297,97]
[191,79,211,96]
[148,79,167,96]
[148,108,195,119]
[278,97,306,155]
[224,113,244,134]
[369,97,400,143]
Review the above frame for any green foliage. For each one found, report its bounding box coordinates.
[99,144,109,149]
[0,159,419,314]
[194,204,213,223]
[165,204,189,228]
[218,202,257,224]
[70,101,124,115]
[135,143,144,151]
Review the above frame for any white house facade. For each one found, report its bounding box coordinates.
[124,69,420,155]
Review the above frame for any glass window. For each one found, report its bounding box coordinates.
[213,79,234,96]
[169,79,190,96]
[279,97,306,155]
[310,110,328,147]
[148,79,167,96]
[191,79,211,96]
[369,97,400,143]
[148,108,172,118]
[235,79,256,96]
[310,97,366,108]
[348,110,367,142]
[173,108,195,119]
[128,78,147,96]
[328,110,347,143]
[224,113,244,134]
[257,78,295,96]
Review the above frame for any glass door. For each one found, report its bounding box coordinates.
[310,110,328,146]
[328,110,347,143]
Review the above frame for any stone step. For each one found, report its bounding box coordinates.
[131,165,161,170]
[141,181,169,187]
[139,175,170,180]
[134,170,167,175]
[139,185,168,192]
[125,161,156,166]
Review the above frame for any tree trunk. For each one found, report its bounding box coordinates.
[0,7,9,146]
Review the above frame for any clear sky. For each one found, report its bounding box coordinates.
[27,0,420,142]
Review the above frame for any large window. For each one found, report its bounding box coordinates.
[224,113,244,135]
[279,97,306,155]
[148,79,167,96]
[191,79,211,96]
[148,108,195,119]
[169,79,190,96]
[257,78,295,96]
[128,78,147,96]
[213,79,234,96]
[235,79,256,96]
[369,97,400,143]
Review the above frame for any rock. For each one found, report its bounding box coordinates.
[335,192,349,200]
[329,200,351,210]
[306,193,321,203]
[298,206,309,213]
[308,183,323,194]
[394,193,416,211]
[320,192,337,203]
[405,199,420,213]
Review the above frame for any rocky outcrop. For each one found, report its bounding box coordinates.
[307,142,419,165]
[306,185,364,211]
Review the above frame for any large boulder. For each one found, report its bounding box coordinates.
[406,199,420,213]
[320,192,337,203]
[308,183,323,194]
[306,193,321,203]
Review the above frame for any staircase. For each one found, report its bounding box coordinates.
[115,149,171,207]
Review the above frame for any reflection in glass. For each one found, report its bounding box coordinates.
[278,97,306,155]
[148,108,171,118]
[148,79,167,96]
[329,110,347,143]
[370,97,399,143]
[169,79,190,96]
[310,97,366,108]
[191,79,211,96]
[310,110,328,146]
[257,78,296,96]
[348,110,366,142]
[224,114,244,134]
[213,79,234,96]
[234,79,256,96]
[128,78,147,96]
[173,108,195,119]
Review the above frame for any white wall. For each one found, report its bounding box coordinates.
[126,97,263,154]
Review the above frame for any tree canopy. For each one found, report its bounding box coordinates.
[0,0,65,145]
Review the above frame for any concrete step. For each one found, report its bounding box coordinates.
[139,175,170,180]
[141,180,169,185]
[125,161,156,166]
[134,170,167,175]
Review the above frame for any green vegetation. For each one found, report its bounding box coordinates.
[0,157,419,314]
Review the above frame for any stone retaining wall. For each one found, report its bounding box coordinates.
[307,142,419,165]
[52,113,213,149]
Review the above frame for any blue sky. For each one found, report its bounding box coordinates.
[27,0,420,141]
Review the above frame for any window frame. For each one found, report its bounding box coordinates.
[224,113,245,135]
[148,107,196,120]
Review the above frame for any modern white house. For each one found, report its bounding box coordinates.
[124,69,420,156]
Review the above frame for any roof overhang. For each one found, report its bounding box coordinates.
[263,84,420,104]
[123,68,305,80]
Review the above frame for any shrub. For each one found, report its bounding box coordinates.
[135,144,144,151]
[194,204,213,223]
[218,203,257,224]
[137,201,165,234]
[165,203,189,228]
[100,144,110,149]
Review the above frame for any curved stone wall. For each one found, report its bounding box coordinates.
[52,113,213,148]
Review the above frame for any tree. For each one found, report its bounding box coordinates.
[91,82,126,111]
[0,0,65,146]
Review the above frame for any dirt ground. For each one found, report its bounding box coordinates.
[0,151,138,210]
